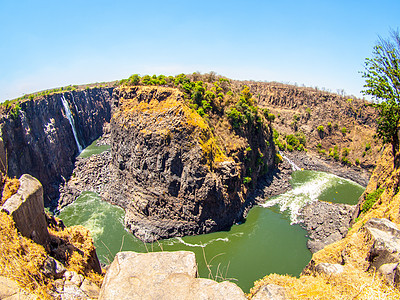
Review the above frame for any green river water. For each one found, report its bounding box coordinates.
[59,142,365,292]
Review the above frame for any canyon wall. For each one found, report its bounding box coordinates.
[107,86,275,241]
[0,87,113,206]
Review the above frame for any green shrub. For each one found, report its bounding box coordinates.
[355,158,360,165]
[365,143,371,151]
[327,122,332,129]
[226,108,244,129]
[286,134,300,147]
[317,125,324,132]
[243,177,252,184]
[362,188,384,213]
[295,132,307,146]
[342,148,350,157]
[316,143,322,149]
[341,127,347,135]
[341,156,351,165]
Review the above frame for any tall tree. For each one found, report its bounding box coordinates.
[362,29,400,154]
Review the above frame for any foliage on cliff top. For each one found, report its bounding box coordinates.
[0,211,51,298]
[116,74,272,172]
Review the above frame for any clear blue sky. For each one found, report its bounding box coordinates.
[0,0,399,101]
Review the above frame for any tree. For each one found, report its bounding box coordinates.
[362,29,400,153]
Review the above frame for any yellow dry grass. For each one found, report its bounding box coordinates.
[0,176,20,205]
[115,86,227,167]
[0,211,51,299]
[49,225,103,286]
[250,267,400,299]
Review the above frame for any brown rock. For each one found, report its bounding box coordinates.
[2,174,49,246]
[99,251,246,300]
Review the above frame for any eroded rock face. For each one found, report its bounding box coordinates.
[99,251,246,300]
[104,86,274,242]
[364,218,400,271]
[2,174,49,246]
[0,88,113,205]
[299,200,355,253]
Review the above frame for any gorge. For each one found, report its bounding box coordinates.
[0,74,390,299]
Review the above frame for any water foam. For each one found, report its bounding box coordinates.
[174,237,229,248]
[261,171,347,224]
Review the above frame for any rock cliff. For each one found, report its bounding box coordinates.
[244,81,379,171]
[0,87,113,205]
[67,85,275,242]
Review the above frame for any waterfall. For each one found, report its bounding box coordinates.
[61,95,83,153]
[280,152,301,171]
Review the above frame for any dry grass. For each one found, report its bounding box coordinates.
[0,175,20,205]
[249,267,400,299]
[0,211,51,299]
[49,225,104,286]
[115,85,228,167]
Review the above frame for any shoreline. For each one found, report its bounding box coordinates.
[58,145,370,253]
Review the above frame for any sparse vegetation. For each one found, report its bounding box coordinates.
[243,177,252,184]
[361,188,385,213]
[317,125,324,132]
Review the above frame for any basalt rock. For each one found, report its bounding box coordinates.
[2,174,50,246]
[0,88,113,205]
[299,200,355,253]
[102,86,275,242]
[98,251,246,300]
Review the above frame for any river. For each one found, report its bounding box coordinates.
[58,141,364,292]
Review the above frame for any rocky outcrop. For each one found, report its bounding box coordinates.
[0,276,35,300]
[65,85,274,242]
[251,284,287,300]
[99,251,246,300]
[364,218,400,273]
[281,150,370,187]
[2,174,50,246]
[299,200,355,253]
[0,87,113,205]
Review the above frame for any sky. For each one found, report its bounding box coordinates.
[0,0,399,101]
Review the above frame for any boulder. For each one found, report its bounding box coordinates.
[41,256,66,279]
[2,174,49,246]
[0,276,35,299]
[377,263,399,286]
[315,263,344,275]
[364,218,400,270]
[99,251,246,300]
[252,284,287,300]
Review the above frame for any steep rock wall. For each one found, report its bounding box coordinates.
[0,88,113,205]
[107,86,275,242]
[244,81,379,170]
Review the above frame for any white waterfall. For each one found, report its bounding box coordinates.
[61,95,83,153]
[280,152,301,171]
